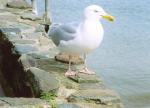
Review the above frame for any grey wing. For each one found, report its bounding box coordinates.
[48,23,79,46]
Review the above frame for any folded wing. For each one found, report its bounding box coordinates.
[48,22,79,46]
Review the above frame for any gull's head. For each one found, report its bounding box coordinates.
[84,5,114,21]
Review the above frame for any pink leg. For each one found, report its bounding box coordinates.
[65,55,77,76]
[79,54,95,75]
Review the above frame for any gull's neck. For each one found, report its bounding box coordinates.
[85,18,100,22]
[83,17,102,26]
[79,18,104,38]
[83,18,103,29]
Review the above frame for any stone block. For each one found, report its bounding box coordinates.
[58,103,81,108]
[6,33,22,40]
[0,98,51,108]
[68,73,102,83]
[21,12,42,21]
[38,35,55,47]
[57,87,76,98]
[67,89,121,105]
[79,83,106,90]
[55,53,83,64]
[35,25,46,33]
[14,44,38,54]
[26,67,59,96]
[12,39,37,44]
[0,15,12,22]
[0,0,8,9]
[7,0,31,9]
[28,52,51,59]
[21,32,42,40]
[19,54,37,70]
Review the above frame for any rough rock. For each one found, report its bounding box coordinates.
[38,35,55,47]
[55,53,83,64]
[57,87,76,98]
[14,44,38,54]
[26,67,59,95]
[79,83,106,90]
[12,39,37,44]
[0,0,10,9]
[28,52,52,59]
[5,33,22,40]
[0,98,51,108]
[21,12,42,21]
[67,89,121,105]
[7,0,31,9]
[58,103,81,108]
[76,102,123,108]
[21,32,42,40]
[68,73,102,83]
[0,14,18,22]
[35,25,46,33]
[19,54,37,70]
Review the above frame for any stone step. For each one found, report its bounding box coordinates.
[58,103,81,108]
[67,89,121,106]
[14,44,38,54]
[6,0,31,9]
[21,12,42,21]
[26,67,59,95]
[79,83,106,90]
[12,39,38,44]
[0,98,51,108]
[68,73,102,83]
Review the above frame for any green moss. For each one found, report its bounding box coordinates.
[40,92,57,108]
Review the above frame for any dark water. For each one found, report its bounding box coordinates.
[29,0,150,108]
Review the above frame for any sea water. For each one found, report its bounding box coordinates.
[31,0,150,108]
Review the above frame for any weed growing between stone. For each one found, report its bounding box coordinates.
[40,92,57,108]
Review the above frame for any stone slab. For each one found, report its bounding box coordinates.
[0,14,17,22]
[14,44,38,54]
[55,53,83,64]
[67,89,121,105]
[7,0,31,9]
[19,54,37,70]
[0,0,7,9]
[21,32,42,39]
[21,12,42,21]
[27,67,59,93]
[0,98,51,108]
[58,103,81,108]
[68,73,102,83]
[5,33,22,40]
[12,39,37,44]
[79,83,106,90]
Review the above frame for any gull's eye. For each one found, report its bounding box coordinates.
[94,10,98,13]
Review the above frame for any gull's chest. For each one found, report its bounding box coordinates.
[75,22,104,51]
[81,22,103,43]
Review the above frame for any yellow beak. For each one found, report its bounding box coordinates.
[102,15,115,21]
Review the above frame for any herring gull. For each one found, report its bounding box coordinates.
[48,5,114,76]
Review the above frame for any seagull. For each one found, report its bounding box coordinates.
[48,5,114,76]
